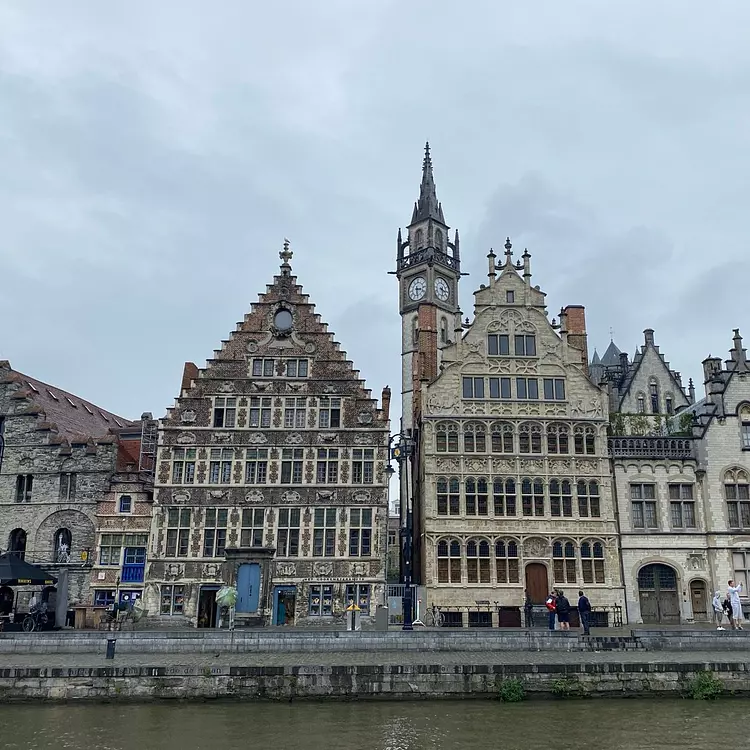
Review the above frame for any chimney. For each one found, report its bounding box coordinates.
[644,329,655,347]
[381,386,392,420]
[563,305,588,375]
[688,378,695,404]
[181,362,199,393]
[702,356,723,399]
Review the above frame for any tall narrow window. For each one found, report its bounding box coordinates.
[631,483,657,529]
[669,484,696,528]
[546,424,569,454]
[637,394,646,414]
[203,508,228,557]
[212,397,237,428]
[493,478,516,516]
[313,508,337,557]
[649,380,659,414]
[437,477,449,515]
[466,539,491,583]
[165,508,192,557]
[440,318,448,344]
[487,334,510,356]
[436,423,459,452]
[280,449,304,484]
[59,473,76,501]
[740,406,750,450]
[665,395,674,416]
[581,541,605,584]
[284,397,307,428]
[437,539,462,583]
[550,479,573,517]
[171,449,196,484]
[318,397,341,428]
[348,508,372,556]
[519,423,542,453]
[521,478,544,516]
[553,540,577,583]
[491,422,514,452]
[245,449,268,484]
[516,377,539,400]
[464,478,489,516]
[577,480,601,518]
[208,448,233,484]
[574,425,596,455]
[15,475,33,503]
[276,508,300,556]
[495,540,520,583]
[352,449,374,484]
[725,468,750,529]
[489,377,512,399]
[463,423,486,452]
[240,508,265,547]
[514,335,537,356]
[249,397,272,428]
[316,448,339,484]
[462,377,485,399]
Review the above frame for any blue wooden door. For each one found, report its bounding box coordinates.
[236,563,260,613]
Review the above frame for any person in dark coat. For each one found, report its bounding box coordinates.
[577,590,592,635]
[555,590,571,631]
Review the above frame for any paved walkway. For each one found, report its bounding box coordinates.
[5,649,750,670]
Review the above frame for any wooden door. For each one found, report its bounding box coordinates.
[236,563,260,613]
[690,580,708,621]
[525,563,548,604]
[638,564,680,624]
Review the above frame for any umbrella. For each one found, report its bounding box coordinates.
[0,553,57,586]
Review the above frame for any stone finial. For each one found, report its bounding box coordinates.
[279,238,293,267]
[487,247,497,279]
[504,237,513,267]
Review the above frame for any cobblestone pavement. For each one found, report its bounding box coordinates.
[5,649,750,669]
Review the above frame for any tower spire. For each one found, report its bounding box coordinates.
[410,141,446,225]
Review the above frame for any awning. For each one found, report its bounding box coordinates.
[0,553,57,586]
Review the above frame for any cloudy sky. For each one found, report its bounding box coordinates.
[2,1,749,420]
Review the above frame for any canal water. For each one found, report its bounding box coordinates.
[0,699,737,749]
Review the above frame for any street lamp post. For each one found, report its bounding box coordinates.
[389,432,415,631]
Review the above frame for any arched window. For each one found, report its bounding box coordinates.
[581,540,606,583]
[552,539,577,583]
[490,422,514,453]
[574,425,596,455]
[637,394,646,414]
[550,479,573,518]
[519,422,543,454]
[493,477,516,516]
[649,379,659,413]
[665,394,674,416]
[521,477,545,517]
[54,528,72,562]
[8,529,26,560]
[415,229,424,249]
[495,540,520,583]
[465,477,489,516]
[434,228,443,248]
[464,423,487,453]
[740,405,750,450]
[440,318,448,345]
[437,538,462,583]
[436,422,459,453]
[547,424,569,454]
[467,539,491,583]
[577,480,601,518]
[724,468,750,529]
[437,477,460,516]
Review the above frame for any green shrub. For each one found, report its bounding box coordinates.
[497,677,526,702]
[551,676,587,698]
[687,671,723,700]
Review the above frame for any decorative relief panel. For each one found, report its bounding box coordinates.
[549,459,573,473]
[172,490,191,504]
[180,410,197,424]
[524,537,550,558]
[313,561,334,577]
[203,563,221,578]
[463,402,487,415]
[436,457,461,472]
[351,490,372,504]
[465,457,488,473]
[575,459,599,473]
[217,382,235,394]
[426,393,460,415]
[285,433,304,445]
[492,458,516,473]
[176,432,196,445]
[276,562,297,577]
[245,489,264,504]
[281,490,302,504]
[519,459,544,473]
[212,433,233,444]
[318,433,338,444]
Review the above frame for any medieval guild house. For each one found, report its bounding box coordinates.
[144,243,391,627]
[0,360,132,617]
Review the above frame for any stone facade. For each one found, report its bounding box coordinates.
[413,244,625,617]
[143,243,391,628]
[0,361,132,612]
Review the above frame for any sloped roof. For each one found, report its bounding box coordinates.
[600,340,622,366]
[0,361,133,440]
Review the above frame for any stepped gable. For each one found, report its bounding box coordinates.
[0,360,131,442]
[162,242,388,430]
[617,330,686,404]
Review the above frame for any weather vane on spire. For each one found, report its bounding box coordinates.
[280,238,293,265]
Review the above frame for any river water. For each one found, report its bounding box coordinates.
[0,700,737,749]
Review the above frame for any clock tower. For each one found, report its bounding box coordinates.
[396,143,461,431]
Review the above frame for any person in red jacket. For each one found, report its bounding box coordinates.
[545,591,557,631]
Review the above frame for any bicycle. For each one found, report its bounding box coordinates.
[22,604,49,632]
[425,604,445,628]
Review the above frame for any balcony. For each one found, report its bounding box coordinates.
[121,563,145,583]
[608,437,696,460]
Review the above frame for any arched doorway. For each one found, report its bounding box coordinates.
[638,563,680,624]
[8,529,26,559]
[690,580,709,622]
[525,563,549,604]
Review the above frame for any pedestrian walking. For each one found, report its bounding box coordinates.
[523,589,534,628]
[555,590,571,631]
[545,591,557,631]
[577,590,592,635]
[712,590,725,630]
[727,580,744,630]
[722,594,733,629]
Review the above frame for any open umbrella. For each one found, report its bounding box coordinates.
[0,553,57,586]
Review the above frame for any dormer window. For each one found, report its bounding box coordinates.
[285,359,309,378]
[487,334,510,356]
[252,358,275,377]
[506,290,515,303]
[514,335,536,357]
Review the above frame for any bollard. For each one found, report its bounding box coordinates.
[106,638,116,660]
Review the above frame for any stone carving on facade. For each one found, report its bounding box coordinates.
[516,402,541,416]
[354,433,374,445]
[426,393,459,415]
[358,410,374,425]
[524,537,550,558]
[208,490,228,500]
[212,432,233,444]
[286,382,304,393]
[465,458,488,473]
[176,432,196,445]
[304,342,317,354]
[587,397,603,418]
[180,410,197,424]
[688,553,707,571]
[244,489,264,504]
[172,490,191,504]
[575,459,599,473]
[487,360,513,375]
[165,563,184,579]
[246,340,258,353]
[492,459,516,473]
[318,433,338,444]
[463,402,487,415]
[203,563,221,578]
[276,562,297,577]
[570,399,585,416]
[251,382,271,392]
[281,490,301,504]
[322,384,336,394]
[544,404,567,416]
[549,459,573,472]
[352,490,372,504]
[317,490,336,501]
[352,562,367,577]
[285,432,304,445]
[247,433,268,445]
[436,457,461,472]
[313,561,334,577]
[217,382,235,394]
[519,459,544,472]
[489,402,514,416]
[515,360,538,375]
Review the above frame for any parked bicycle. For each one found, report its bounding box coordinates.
[22,602,49,632]
[425,603,445,628]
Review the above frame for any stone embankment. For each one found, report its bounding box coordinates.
[1,629,749,701]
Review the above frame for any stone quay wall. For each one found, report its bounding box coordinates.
[2,661,750,702]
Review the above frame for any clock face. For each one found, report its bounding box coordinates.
[408,277,427,301]
[434,277,450,302]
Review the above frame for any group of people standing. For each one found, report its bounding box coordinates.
[712,580,745,630]
[523,589,593,635]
